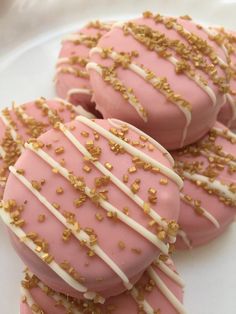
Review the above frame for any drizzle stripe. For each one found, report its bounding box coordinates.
[86,62,148,122]
[155,259,185,288]
[183,170,236,201]
[77,116,183,188]
[25,271,82,314]
[0,199,88,294]
[90,47,191,146]
[10,165,132,291]
[25,143,169,254]
[180,193,220,228]
[147,266,187,314]
[57,122,172,238]
[177,230,192,249]
[113,23,218,106]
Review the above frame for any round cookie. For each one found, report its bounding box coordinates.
[0,97,94,198]
[209,27,236,129]
[55,20,112,114]
[20,258,186,314]
[0,117,182,301]
[173,122,236,249]
[88,12,229,150]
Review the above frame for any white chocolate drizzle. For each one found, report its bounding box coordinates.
[180,193,220,228]
[212,126,236,140]
[66,88,93,102]
[146,263,187,314]
[21,286,40,314]
[108,118,174,165]
[56,122,175,242]
[77,116,183,189]
[25,142,169,254]
[182,170,236,202]
[53,97,96,119]
[56,66,89,78]
[155,259,185,288]
[90,47,192,146]
[177,230,192,249]
[9,164,133,291]
[0,199,89,295]
[130,287,155,314]
[225,94,236,128]
[113,23,218,107]
[22,271,82,314]
[86,62,148,122]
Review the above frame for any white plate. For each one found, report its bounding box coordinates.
[0,1,236,313]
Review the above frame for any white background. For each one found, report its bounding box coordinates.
[0,1,236,313]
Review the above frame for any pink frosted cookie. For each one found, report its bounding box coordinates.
[0,117,182,301]
[87,12,229,150]
[0,97,94,199]
[173,122,236,249]
[208,27,236,129]
[20,258,186,314]
[55,20,112,114]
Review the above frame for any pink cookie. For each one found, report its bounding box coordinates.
[88,12,229,150]
[173,122,236,249]
[0,97,94,198]
[20,258,186,314]
[210,27,236,129]
[55,20,112,114]
[0,117,182,301]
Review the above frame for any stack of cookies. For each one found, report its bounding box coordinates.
[0,11,235,314]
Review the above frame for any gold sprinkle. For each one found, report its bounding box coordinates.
[148,188,157,195]
[157,230,166,241]
[37,214,45,223]
[148,144,154,151]
[81,131,89,137]
[83,165,92,173]
[140,135,148,142]
[118,241,126,250]
[56,187,64,194]
[123,174,129,183]
[105,162,113,170]
[95,212,104,221]
[159,178,168,185]
[55,147,64,155]
[62,228,72,241]
[123,207,129,216]
[151,167,160,173]
[52,168,59,174]
[52,202,60,209]
[87,250,95,257]
[31,180,41,191]
[128,166,137,173]
[131,248,142,254]
[143,202,151,214]
[130,181,140,194]
[16,168,25,175]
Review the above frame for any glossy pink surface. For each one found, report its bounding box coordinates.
[174,122,236,249]
[55,22,110,112]
[4,118,180,299]
[0,98,78,198]
[89,14,227,150]
[20,259,184,314]
[217,29,236,129]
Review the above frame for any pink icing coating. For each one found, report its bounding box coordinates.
[3,118,180,299]
[174,122,236,249]
[20,259,184,314]
[55,21,110,114]
[88,13,228,150]
[0,98,79,198]
[215,28,236,129]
